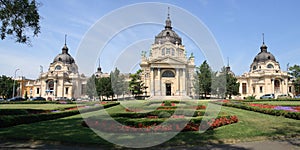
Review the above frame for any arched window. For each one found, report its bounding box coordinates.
[162,70,175,77]
[166,48,170,55]
[55,65,61,70]
[267,64,274,68]
[253,66,257,70]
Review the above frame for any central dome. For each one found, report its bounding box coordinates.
[253,43,276,63]
[53,44,75,64]
[154,14,182,45]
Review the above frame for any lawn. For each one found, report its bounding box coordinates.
[0,104,78,110]
[0,100,299,149]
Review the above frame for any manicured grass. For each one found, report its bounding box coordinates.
[0,101,299,148]
[0,104,78,110]
[252,101,300,106]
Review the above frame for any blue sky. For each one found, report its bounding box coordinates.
[1,0,299,79]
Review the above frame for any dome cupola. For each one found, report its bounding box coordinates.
[154,7,182,45]
[53,35,75,64]
[253,34,276,63]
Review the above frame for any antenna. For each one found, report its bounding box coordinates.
[98,58,101,68]
[167,7,170,19]
[65,34,67,45]
[227,57,230,67]
[262,33,265,44]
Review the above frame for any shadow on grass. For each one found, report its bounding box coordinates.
[269,121,300,147]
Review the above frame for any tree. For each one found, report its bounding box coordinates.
[110,68,126,100]
[0,75,16,99]
[85,75,97,99]
[96,77,114,100]
[194,61,212,99]
[289,64,300,94]
[128,69,145,96]
[0,0,40,44]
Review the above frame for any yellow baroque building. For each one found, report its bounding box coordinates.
[236,40,293,99]
[25,42,87,100]
[140,14,195,99]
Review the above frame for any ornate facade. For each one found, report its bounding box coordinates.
[140,14,195,98]
[237,40,293,99]
[24,42,86,100]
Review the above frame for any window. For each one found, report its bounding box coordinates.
[166,48,170,55]
[242,83,247,94]
[161,48,165,56]
[260,86,263,93]
[65,87,69,95]
[162,70,175,77]
[253,66,257,70]
[267,64,274,68]
[55,65,61,70]
[36,88,40,94]
[289,86,292,93]
[171,48,175,56]
[252,87,255,93]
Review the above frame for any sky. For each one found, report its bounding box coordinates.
[1,0,300,79]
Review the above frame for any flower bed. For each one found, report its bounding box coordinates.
[82,100,238,133]
[249,103,300,112]
[214,100,300,120]
[82,115,238,132]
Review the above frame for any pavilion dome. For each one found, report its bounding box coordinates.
[253,42,276,63]
[53,44,75,64]
[154,14,182,45]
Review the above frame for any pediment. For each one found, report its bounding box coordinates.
[150,57,186,65]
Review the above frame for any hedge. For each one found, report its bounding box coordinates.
[0,102,120,128]
[0,100,75,104]
[0,109,49,116]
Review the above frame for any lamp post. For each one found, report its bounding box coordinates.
[12,69,20,98]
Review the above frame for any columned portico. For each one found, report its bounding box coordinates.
[140,12,195,99]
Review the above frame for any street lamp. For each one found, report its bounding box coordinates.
[12,69,19,98]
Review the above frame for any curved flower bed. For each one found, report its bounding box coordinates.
[82,115,238,132]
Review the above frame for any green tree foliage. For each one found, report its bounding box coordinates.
[224,69,239,99]
[194,61,212,98]
[0,75,16,99]
[0,0,40,44]
[110,68,127,100]
[97,77,114,100]
[128,69,145,96]
[289,64,300,94]
[85,75,97,99]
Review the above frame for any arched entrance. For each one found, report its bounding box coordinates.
[274,79,280,93]
[166,83,171,96]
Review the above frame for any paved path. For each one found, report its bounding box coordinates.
[0,138,299,150]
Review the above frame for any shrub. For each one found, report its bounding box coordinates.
[158,111,172,118]
[163,101,172,106]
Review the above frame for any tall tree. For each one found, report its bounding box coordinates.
[96,77,114,100]
[289,64,300,94]
[128,69,145,96]
[194,61,212,99]
[85,75,97,99]
[110,68,126,100]
[0,0,40,44]
[0,75,16,99]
